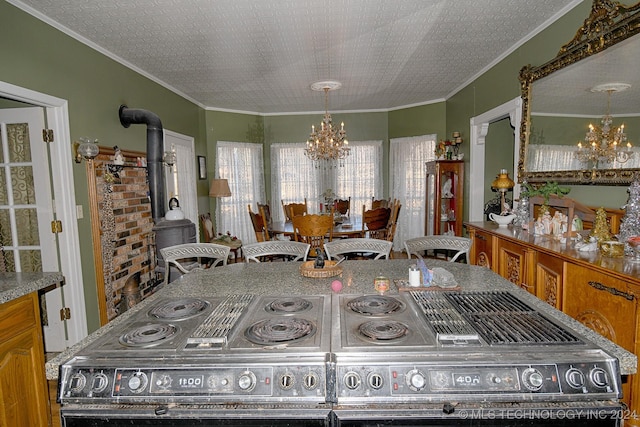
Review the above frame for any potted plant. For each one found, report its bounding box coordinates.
[521,181,570,215]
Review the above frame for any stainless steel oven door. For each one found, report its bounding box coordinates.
[61,404,333,427]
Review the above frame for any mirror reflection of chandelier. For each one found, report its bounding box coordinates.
[574,83,633,168]
[305,80,349,166]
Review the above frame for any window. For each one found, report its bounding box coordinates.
[270,141,383,221]
[389,134,437,250]
[216,141,265,244]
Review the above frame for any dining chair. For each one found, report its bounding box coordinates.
[335,197,351,217]
[160,243,231,286]
[371,197,390,209]
[362,205,392,239]
[282,198,308,221]
[404,236,471,263]
[248,204,270,242]
[243,241,311,263]
[385,200,402,244]
[324,238,392,261]
[257,201,272,225]
[199,212,215,242]
[291,213,333,257]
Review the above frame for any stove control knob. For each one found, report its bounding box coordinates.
[590,367,609,388]
[303,373,318,390]
[279,373,295,390]
[238,371,257,392]
[368,373,384,390]
[406,369,426,392]
[565,368,586,389]
[91,373,109,393]
[343,371,361,390]
[128,372,148,393]
[521,368,544,391]
[69,372,87,393]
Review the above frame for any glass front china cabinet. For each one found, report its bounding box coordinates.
[425,160,464,236]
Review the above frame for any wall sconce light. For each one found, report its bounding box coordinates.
[72,137,99,163]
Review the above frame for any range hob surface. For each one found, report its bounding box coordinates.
[59,295,331,404]
[331,291,621,405]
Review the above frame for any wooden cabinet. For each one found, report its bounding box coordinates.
[0,293,50,427]
[465,221,640,424]
[563,263,639,415]
[425,160,464,236]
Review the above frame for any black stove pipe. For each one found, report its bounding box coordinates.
[118,105,165,222]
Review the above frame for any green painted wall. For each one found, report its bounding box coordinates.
[0,1,204,333]
[1,0,633,333]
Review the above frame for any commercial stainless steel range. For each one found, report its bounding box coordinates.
[58,291,624,426]
[59,294,334,426]
[331,291,623,426]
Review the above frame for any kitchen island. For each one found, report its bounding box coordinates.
[47,259,636,378]
[54,260,636,425]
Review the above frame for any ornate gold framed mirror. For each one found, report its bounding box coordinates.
[519,0,640,184]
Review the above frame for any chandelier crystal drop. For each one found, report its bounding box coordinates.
[305,81,349,167]
[574,83,633,169]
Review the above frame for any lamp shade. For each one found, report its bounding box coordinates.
[491,169,515,191]
[209,178,231,197]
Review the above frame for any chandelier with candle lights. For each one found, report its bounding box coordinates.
[574,83,633,168]
[305,81,349,166]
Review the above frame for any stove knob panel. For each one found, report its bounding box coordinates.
[565,368,586,390]
[238,371,257,392]
[303,373,318,390]
[521,368,544,391]
[128,372,149,393]
[155,374,172,389]
[589,367,609,388]
[343,371,361,390]
[406,369,426,392]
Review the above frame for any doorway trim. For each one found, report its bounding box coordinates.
[0,80,88,344]
[469,97,522,222]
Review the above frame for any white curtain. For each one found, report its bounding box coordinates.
[389,134,437,251]
[270,143,321,221]
[270,141,383,221]
[527,144,640,171]
[216,141,265,244]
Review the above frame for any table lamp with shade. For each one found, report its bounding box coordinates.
[491,169,515,214]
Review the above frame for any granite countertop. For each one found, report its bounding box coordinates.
[0,272,64,305]
[46,259,637,380]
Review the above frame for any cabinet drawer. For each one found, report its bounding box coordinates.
[0,293,38,342]
[563,263,636,352]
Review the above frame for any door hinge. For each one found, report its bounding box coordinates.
[42,128,54,143]
[60,307,71,321]
[51,220,62,233]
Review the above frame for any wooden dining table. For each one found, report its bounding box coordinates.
[269,215,364,238]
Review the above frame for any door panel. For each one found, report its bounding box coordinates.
[0,107,64,351]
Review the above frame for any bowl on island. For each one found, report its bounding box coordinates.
[489,213,516,228]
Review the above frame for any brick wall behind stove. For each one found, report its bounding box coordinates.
[93,153,159,320]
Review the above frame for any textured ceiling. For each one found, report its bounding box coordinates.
[12,0,583,114]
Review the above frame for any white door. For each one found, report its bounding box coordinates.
[0,107,65,351]
[164,130,198,239]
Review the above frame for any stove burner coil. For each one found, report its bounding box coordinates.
[148,298,210,320]
[358,320,409,342]
[119,323,179,347]
[265,297,313,314]
[245,317,316,345]
[347,295,405,315]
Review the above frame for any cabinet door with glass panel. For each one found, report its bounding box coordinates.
[425,160,464,236]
